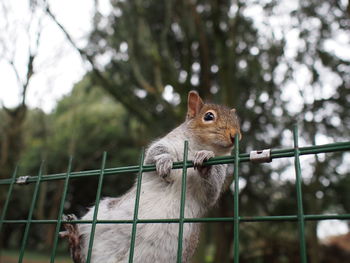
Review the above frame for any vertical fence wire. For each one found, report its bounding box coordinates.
[86,152,107,263]
[18,161,45,262]
[0,166,18,234]
[293,126,308,262]
[177,140,189,263]
[128,150,145,263]
[233,134,240,263]
[50,157,73,263]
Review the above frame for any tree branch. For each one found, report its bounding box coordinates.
[22,54,35,106]
[7,59,23,89]
[45,5,93,65]
[45,4,153,125]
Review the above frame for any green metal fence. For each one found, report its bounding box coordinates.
[1,125,350,262]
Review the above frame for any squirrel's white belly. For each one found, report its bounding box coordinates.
[79,170,200,263]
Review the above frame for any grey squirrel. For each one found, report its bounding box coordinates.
[60,91,241,263]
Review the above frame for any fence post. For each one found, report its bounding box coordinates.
[0,166,18,234]
[293,126,308,262]
[86,152,107,263]
[128,150,145,262]
[50,157,73,263]
[233,134,240,263]
[177,140,189,263]
[18,161,45,262]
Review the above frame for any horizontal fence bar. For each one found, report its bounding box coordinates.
[3,214,350,224]
[1,141,349,185]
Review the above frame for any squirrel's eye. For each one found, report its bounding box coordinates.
[204,112,215,121]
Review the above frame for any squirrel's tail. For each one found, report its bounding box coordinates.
[59,214,85,263]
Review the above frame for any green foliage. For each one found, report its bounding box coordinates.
[1,0,350,261]
[20,77,143,210]
[2,77,143,250]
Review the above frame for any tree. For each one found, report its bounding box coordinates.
[0,0,43,210]
[12,0,349,261]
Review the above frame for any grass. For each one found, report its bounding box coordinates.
[0,250,71,263]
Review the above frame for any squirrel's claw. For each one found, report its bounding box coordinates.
[154,153,173,179]
[193,150,215,169]
[62,214,77,221]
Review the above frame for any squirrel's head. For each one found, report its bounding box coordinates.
[186,91,241,155]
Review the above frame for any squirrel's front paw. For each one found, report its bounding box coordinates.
[59,214,78,238]
[154,154,173,179]
[193,150,215,170]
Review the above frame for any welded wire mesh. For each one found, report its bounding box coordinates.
[1,126,350,262]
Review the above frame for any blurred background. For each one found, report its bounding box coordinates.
[0,0,349,262]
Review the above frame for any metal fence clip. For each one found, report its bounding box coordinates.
[16,176,30,185]
[249,149,272,163]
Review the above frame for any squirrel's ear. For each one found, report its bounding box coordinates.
[230,108,236,113]
[187,91,204,119]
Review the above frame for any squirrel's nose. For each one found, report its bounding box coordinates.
[229,130,242,143]
[230,134,235,144]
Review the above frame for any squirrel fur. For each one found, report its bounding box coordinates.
[61,91,241,263]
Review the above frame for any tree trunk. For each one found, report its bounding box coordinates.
[0,105,27,250]
[0,105,27,179]
[309,221,320,263]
